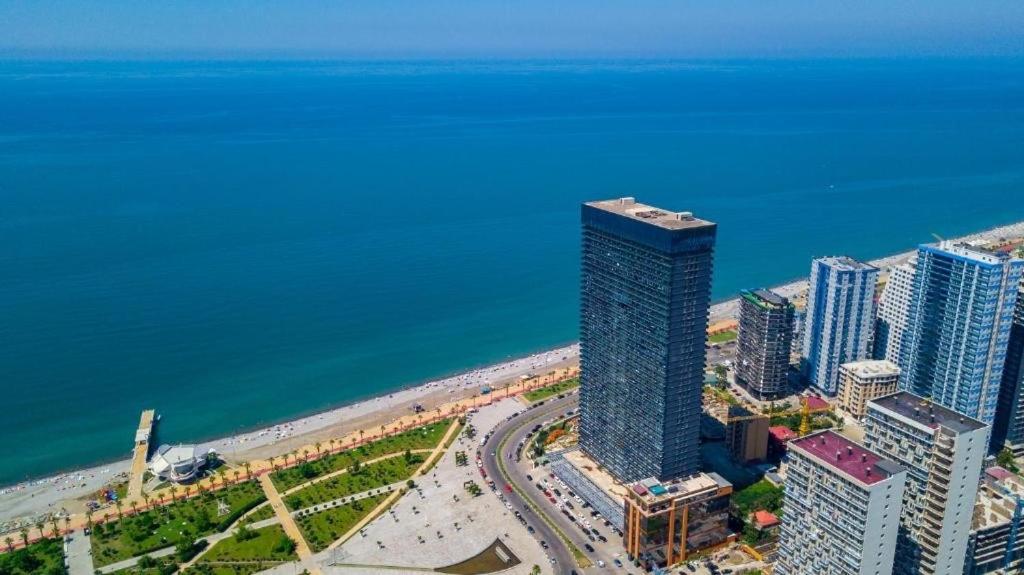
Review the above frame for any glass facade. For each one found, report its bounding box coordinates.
[992,285,1024,453]
[579,199,716,482]
[736,289,795,399]
[899,244,1024,424]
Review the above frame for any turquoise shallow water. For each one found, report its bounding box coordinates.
[1,59,1023,486]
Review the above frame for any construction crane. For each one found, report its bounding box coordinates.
[798,397,811,437]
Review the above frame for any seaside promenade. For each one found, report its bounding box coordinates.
[0,366,579,551]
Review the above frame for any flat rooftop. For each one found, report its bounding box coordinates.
[923,241,1017,266]
[840,359,900,380]
[585,197,714,231]
[560,449,630,503]
[817,256,877,272]
[791,430,901,486]
[742,288,790,309]
[628,472,731,506]
[974,470,1024,530]
[869,391,987,433]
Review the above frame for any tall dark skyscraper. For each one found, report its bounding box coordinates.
[992,282,1024,454]
[735,289,795,400]
[578,197,716,482]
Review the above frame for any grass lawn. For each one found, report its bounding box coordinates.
[0,537,66,575]
[270,419,451,492]
[90,480,266,567]
[296,493,388,552]
[732,479,784,517]
[284,452,422,511]
[199,524,297,563]
[107,555,179,575]
[708,330,738,344]
[523,378,579,402]
[241,503,276,524]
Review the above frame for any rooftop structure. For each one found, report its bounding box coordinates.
[583,197,715,231]
[579,197,716,482]
[870,390,988,433]
[788,430,901,486]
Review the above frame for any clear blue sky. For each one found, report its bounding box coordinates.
[1,0,1022,59]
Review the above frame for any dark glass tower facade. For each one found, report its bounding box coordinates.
[992,282,1024,454]
[579,197,716,482]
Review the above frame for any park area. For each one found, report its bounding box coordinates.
[0,537,66,575]
[296,493,389,552]
[284,451,423,510]
[90,480,266,567]
[270,418,453,492]
[522,378,579,402]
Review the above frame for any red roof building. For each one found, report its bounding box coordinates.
[753,510,780,529]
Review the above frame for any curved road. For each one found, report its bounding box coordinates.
[480,394,591,574]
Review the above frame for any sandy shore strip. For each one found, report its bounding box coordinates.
[4,218,1024,531]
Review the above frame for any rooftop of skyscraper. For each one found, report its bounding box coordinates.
[869,391,987,433]
[627,471,731,506]
[922,241,1021,266]
[815,255,878,272]
[840,359,900,379]
[741,288,791,309]
[790,430,902,486]
[584,197,714,230]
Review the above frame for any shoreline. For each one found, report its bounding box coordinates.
[3,217,1024,527]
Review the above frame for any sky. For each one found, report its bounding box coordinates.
[1,0,1023,59]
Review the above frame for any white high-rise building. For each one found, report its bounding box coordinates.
[864,391,989,575]
[801,256,879,395]
[874,257,916,363]
[776,430,906,575]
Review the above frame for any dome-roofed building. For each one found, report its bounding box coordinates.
[149,444,210,483]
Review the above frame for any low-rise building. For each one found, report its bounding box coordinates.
[150,444,208,483]
[837,360,900,419]
[768,425,798,457]
[965,467,1024,575]
[776,430,906,575]
[717,404,769,463]
[623,472,733,569]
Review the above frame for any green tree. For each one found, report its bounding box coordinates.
[997,448,1019,473]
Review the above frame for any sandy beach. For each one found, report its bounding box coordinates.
[4,218,1024,533]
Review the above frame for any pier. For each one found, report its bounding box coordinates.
[126,409,156,501]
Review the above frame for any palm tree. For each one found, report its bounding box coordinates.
[329,438,337,454]
[4,536,13,552]
[85,510,94,529]
[114,499,124,520]
[184,485,193,499]
[314,442,322,457]
[217,467,227,487]
[418,414,424,425]
[50,518,59,538]
[19,528,28,548]
[169,485,178,502]
[302,448,310,462]
[142,491,151,510]
[435,407,442,421]
[358,429,365,443]
[244,461,252,479]
[35,521,45,540]
[130,500,139,515]
[269,455,278,471]
[63,516,71,534]
[233,469,241,484]
[379,424,386,438]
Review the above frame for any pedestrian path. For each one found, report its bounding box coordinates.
[259,474,323,575]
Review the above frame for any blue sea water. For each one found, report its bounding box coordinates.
[1,59,1023,486]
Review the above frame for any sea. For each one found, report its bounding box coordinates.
[1,58,1023,486]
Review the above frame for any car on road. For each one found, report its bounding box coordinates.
[614,558,623,568]
[540,540,548,549]
[584,543,595,552]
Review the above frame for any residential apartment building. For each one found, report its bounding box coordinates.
[864,391,989,575]
[579,198,716,482]
[736,288,795,399]
[776,430,906,575]
[801,257,879,396]
[898,242,1024,424]
[874,258,916,362]
[837,360,900,419]
[965,467,1024,575]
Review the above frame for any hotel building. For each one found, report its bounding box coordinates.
[836,360,900,419]
[579,198,716,481]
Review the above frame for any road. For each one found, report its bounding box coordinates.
[480,394,625,574]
